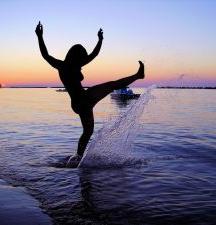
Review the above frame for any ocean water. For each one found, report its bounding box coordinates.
[0,88,215,225]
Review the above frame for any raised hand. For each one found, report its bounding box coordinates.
[98,28,103,40]
[35,21,43,37]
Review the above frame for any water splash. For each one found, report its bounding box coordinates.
[79,85,156,168]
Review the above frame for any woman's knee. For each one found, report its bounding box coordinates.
[83,125,94,137]
[107,81,118,90]
[110,80,123,90]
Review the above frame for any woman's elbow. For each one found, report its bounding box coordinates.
[42,53,50,61]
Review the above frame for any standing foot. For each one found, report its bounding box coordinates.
[66,154,82,168]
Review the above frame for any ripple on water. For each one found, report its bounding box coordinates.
[0,88,216,224]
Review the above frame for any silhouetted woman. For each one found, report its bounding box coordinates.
[35,22,145,166]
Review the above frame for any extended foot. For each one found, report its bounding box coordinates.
[66,154,82,168]
[136,61,145,79]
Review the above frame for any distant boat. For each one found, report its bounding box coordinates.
[56,88,67,92]
[110,87,140,99]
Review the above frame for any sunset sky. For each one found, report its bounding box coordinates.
[0,0,215,87]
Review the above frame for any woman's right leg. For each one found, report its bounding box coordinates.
[77,109,94,157]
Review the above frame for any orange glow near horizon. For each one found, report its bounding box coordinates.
[1,48,216,87]
[1,60,216,87]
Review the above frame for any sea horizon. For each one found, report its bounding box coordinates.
[2,86,216,89]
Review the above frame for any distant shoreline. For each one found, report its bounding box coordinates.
[1,86,216,89]
[157,86,216,89]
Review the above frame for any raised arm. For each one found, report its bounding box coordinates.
[35,22,62,69]
[83,28,103,65]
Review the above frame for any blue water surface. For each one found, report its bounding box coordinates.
[0,88,215,225]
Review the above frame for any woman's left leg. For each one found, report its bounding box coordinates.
[87,61,144,107]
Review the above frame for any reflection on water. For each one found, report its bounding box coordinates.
[111,97,135,108]
[78,166,215,225]
[0,88,216,225]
